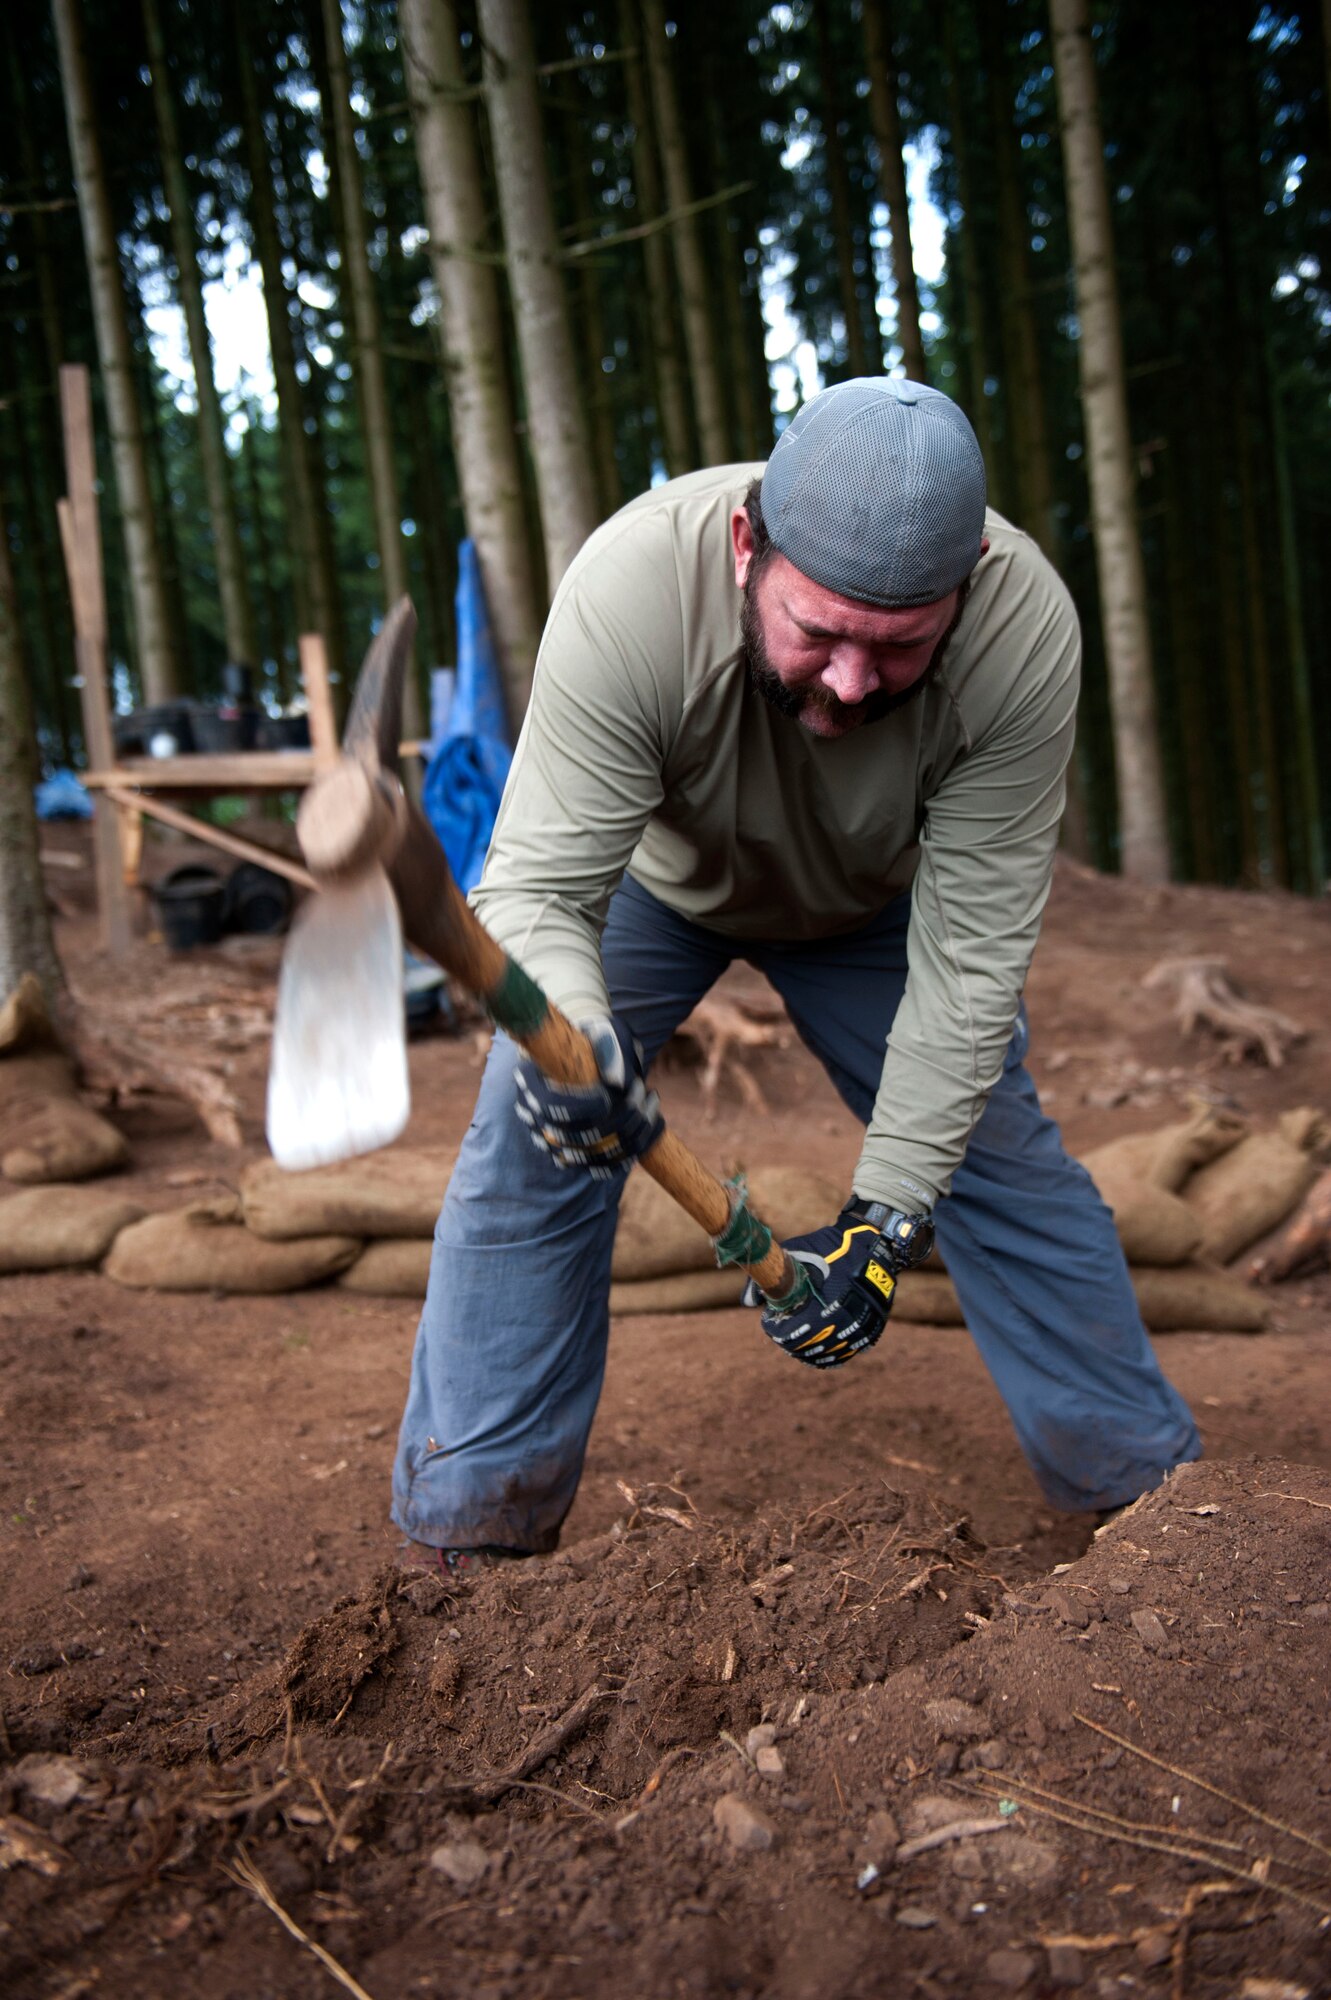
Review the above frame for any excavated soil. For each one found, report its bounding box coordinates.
[3,845,1331,1997]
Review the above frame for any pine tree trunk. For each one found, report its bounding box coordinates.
[51,0,177,702]
[143,0,258,675]
[1050,0,1170,882]
[639,0,728,466]
[861,0,926,382]
[983,11,1056,561]
[814,0,877,378]
[705,97,762,461]
[941,9,1000,500]
[398,0,542,720]
[0,495,62,1006]
[619,0,694,476]
[317,0,422,733]
[564,110,624,517]
[477,0,598,588]
[234,10,343,685]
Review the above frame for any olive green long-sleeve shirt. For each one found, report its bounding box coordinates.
[472,464,1079,1212]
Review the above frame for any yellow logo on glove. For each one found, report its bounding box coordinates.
[864,1261,896,1302]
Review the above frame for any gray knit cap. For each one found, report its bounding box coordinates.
[762,377,987,607]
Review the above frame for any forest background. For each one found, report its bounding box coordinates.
[2,0,1329,896]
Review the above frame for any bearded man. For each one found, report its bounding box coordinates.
[393,377,1199,1567]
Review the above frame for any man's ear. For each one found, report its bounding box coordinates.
[731,505,754,589]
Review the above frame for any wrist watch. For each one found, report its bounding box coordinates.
[846,1196,935,1273]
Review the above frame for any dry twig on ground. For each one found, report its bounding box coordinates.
[1142,957,1305,1068]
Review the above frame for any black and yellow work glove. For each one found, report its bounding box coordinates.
[743,1202,934,1369]
[514,1014,664,1180]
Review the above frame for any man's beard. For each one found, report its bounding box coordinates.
[741,568,971,733]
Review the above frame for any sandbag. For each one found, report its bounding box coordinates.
[0,1184,145,1274]
[104,1195,360,1293]
[610,1269,746,1314]
[1077,1167,1205,1267]
[241,1147,457,1241]
[1130,1265,1269,1334]
[608,1266,967,1322]
[612,1163,843,1281]
[893,1271,966,1325]
[0,1048,129,1183]
[1082,1098,1248,1195]
[1183,1109,1328,1265]
[340,1238,433,1296]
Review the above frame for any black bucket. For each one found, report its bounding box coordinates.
[151,864,227,950]
[224,861,293,937]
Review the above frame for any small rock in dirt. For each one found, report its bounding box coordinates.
[713,1793,778,1854]
[1305,1603,1330,1621]
[935,1743,960,1777]
[988,1835,1062,1890]
[1046,1942,1084,1986]
[857,1809,899,1868]
[984,1948,1037,1989]
[895,1906,938,1930]
[974,1740,1007,1770]
[364,1422,386,1440]
[430,1838,489,1888]
[9,1639,91,1676]
[1106,1577,1132,1595]
[1043,1587,1090,1629]
[15,1754,93,1807]
[64,1564,95,1592]
[1129,1607,1172,1651]
[755,1745,784,1780]
[949,1840,984,1881]
[925,1697,988,1742]
[745,1723,778,1757]
[1134,1928,1173,1969]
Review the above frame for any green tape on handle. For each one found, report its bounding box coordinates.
[487,956,549,1040]
[712,1175,772,1270]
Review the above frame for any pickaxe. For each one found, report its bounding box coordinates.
[267,598,810,1310]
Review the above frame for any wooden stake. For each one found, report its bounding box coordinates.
[299,633,339,769]
[57,366,131,959]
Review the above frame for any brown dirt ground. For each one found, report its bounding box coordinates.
[3,841,1331,1998]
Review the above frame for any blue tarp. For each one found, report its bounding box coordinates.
[34,768,93,820]
[422,540,513,895]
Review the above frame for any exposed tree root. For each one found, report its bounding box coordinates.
[1249,1169,1331,1283]
[1142,956,1305,1068]
[671,992,789,1115]
[3,970,246,1151]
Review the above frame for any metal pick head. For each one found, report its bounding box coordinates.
[341,596,418,775]
[265,867,410,1171]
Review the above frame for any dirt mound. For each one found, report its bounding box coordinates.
[4,1459,1330,2000]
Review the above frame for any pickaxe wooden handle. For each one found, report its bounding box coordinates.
[294,600,807,1308]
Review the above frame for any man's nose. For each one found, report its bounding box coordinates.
[819,646,880,704]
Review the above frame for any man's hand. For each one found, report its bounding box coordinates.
[514,1015,663,1180]
[744,1205,932,1368]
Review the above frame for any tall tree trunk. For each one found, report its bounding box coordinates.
[51,0,177,701]
[142,0,258,675]
[705,98,762,461]
[983,9,1056,561]
[478,0,598,588]
[317,0,422,734]
[941,8,1000,501]
[1050,0,1170,882]
[234,8,344,688]
[639,0,728,465]
[398,0,541,721]
[564,110,624,517]
[619,0,693,476]
[814,0,877,378]
[0,495,62,1005]
[861,0,927,382]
